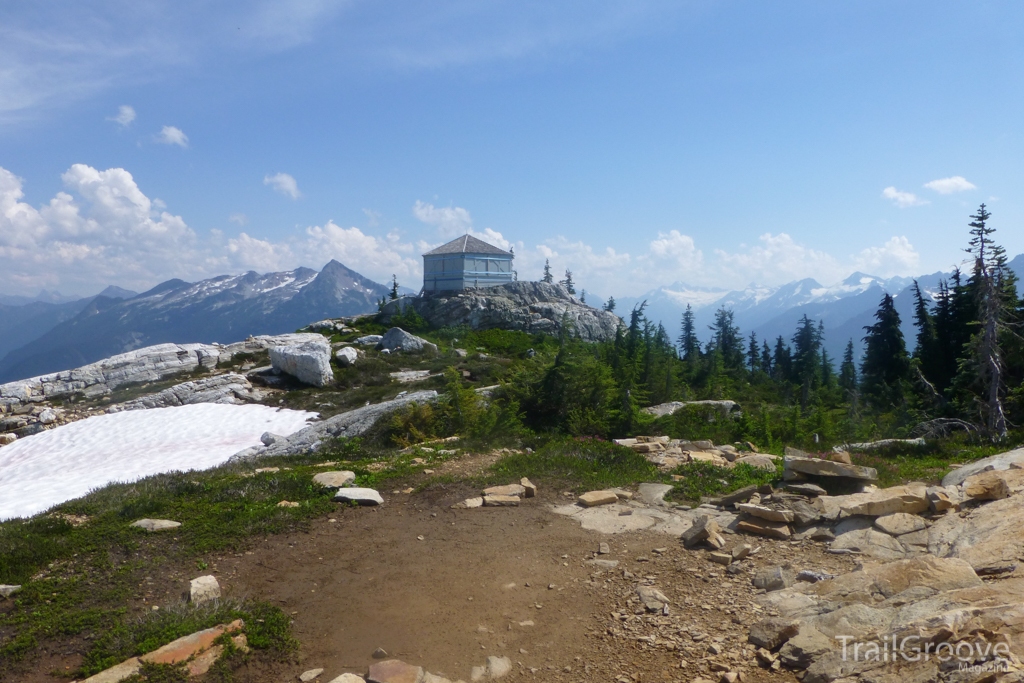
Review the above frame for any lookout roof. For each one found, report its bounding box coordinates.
[423,234,512,257]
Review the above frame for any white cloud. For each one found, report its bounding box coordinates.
[882,186,927,208]
[157,125,188,147]
[412,200,512,250]
[924,176,977,194]
[108,105,136,127]
[851,236,920,277]
[713,233,841,286]
[264,172,301,199]
[228,213,248,226]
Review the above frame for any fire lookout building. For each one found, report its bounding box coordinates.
[422,234,514,294]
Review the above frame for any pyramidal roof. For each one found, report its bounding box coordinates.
[423,234,513,257]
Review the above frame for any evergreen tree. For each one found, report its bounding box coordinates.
[542,259,554,283]
[910,280,939,380]
[760,340,773,375]
[861,293,910,406]
[839,340,858,394]
[390,274,399,301]
[603,296,616,312]
[709,307,744,369]
[580,289,586,304]
[561,269,576,294]
[791,315,823,405]
[772,336,792,382]
[678,304,700,362]
[747,332,761,373]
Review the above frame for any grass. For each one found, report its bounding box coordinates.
[486,436,661,491]
[666,460,783,503]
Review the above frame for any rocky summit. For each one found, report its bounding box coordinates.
[378,282,622,342]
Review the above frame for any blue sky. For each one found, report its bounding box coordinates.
[1,1,1022,298]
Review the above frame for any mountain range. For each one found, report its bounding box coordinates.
[618,253,1024,363]
[2,254,1022,384]
[0,261,389,383]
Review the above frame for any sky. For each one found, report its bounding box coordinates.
[1,1,1023,299]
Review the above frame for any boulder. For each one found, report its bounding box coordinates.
[108,374,263,412]
[777,626,833,669]
[300,669,325,682]
[520,477,537,497]
[0,585,21,598]
[367,659,424,683]
[335,346,359,367]
[377,328,438,354]
[962,468,1024,500]
[334,488,384,506]
[784,456,878,481]
[354,335,383,346]
[941,446,1024,487]
[0,433,16,445]
[734,454,780,471]
[636,585,671,613]
[189,575,221,604]
[313,471,357,488]
[784,482,827,497]
[926,485,958,512]
[830,528,907,560]
[748,617,800,650]
[784,498,821,526]
[269,338,334,386]
[873,512,926,536]
[814,484,928,519]
[578,490,618,507]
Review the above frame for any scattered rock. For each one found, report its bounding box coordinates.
[372,647,389,659]
[0,585,21,598]
[586,559,620,569]
[336,347,359,367]
[636,585,670,613]
[708,552,733,566]
[452,497,484,509]
[327,675,366,683]
[377,328,438,354]
[962,468,1024,500]
[277,500,300,508]
[189,575,221,604]
[269,338,334,386]
[367,659,424,683]
[752,566,795,592]
[736,503,794,523]
[300,669,325,682]
[777,626,832,668]
[926,485,958,512]
[0,433,16,445]
[785,498,821,526]
[814,483,928,518]
[334,488,384,506]
[873,512,927,536]
[520,477,537,497]
[484,655,512,679]
[313,471,357,488]
[682,515,726,549]
[578,490,619,507]
[483,484,525,497]
[130,518,181,532]
[733,454,779,470]
[784,482,827,497]
[354,335,383,346]
[483,494,520,507]
[748,618,799,650]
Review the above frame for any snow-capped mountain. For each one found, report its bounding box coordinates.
[0,260,389,382]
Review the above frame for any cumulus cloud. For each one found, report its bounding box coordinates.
[924,176,977,194]
[882,186,927,208]
[157,125,188,147]
[712,233,840,286]
[412,200,511,250]
[108,105,136,127]
[264,172,301,199]
[852,236,920,277]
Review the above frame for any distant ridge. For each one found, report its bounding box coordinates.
[0,260,389,383]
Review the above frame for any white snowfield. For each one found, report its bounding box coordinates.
[0,403,316,520]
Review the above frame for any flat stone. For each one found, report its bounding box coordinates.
[941,446,1024,486]
[189,575,221,604]
[873,512,927,536]
[327,675,367,683]
[598,542,610,554]
[830,527,907,560]
[81,657,142,683]
[578,490,619,507]
[785,499,821,526]
[142,619,243,665]
[928,489,1024,574]
[926,485,957,512]
[0,585,21,598]
[483,494,520,507]
[778,626,833,668]
[815,483,928,519]
[682,514,726,549]
[784,456,878,481]
[313,471,357,488]
[637,482,674,506]
[483,484,526,497]
[334,487,384,505]
[300,669,325,682]
[367,659,424,683]
[586,559,619,568]
[962,468,1024,500]
[784,482,827,497]
[186,646,224,677]
[130,518,181,532]
[455,497,484,509]
[731,543,752,560]
[520,477,537,497]
[737,503,794,523]
[708,551,733,565]
[736,517,791,540]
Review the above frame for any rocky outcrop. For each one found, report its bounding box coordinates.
[107,374,266,412]
[377,282,622,342]
[269,337,334,386]
[642,400,741,419]
[0,333,320,409]
[230,390,438,461]
[941,446,1024,487]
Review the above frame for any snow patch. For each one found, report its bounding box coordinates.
[0,403,316,520]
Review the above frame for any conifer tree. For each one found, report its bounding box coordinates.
[390,274,399,300]
[561,270,576,294]
[861,293,910,406]
[710,307,743,370]
[839,339,858,394]
[760,340,773,375]
[772,336,792,382]
[603,296,616,312]
[792,315,823,405]
[747,332,760,373]
[678,305,700,362]
[542,259,554,283]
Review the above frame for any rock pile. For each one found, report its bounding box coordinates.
[452,478,538,508]
[614,436,779,472]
